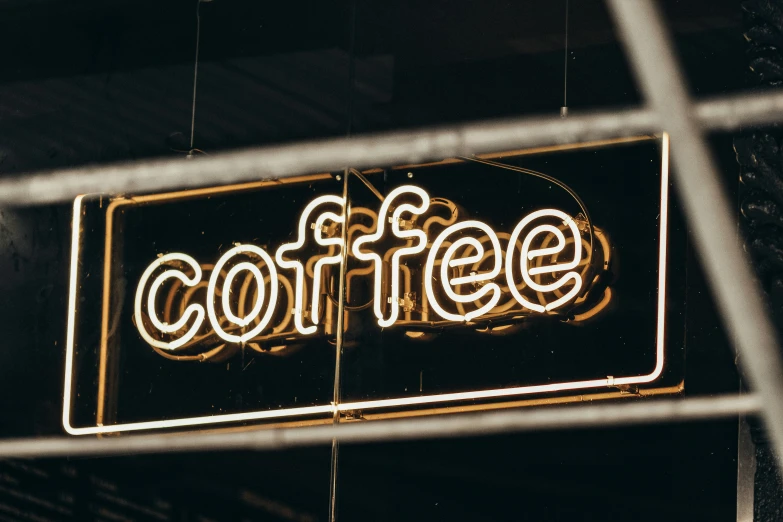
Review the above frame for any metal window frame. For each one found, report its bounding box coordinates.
[0,0,780,473]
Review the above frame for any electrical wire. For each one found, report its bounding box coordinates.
[349,168,385,202]
[190,0,202,153]
[563,0,569,110]
[458,156,595,269]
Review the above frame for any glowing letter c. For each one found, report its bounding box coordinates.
[134,253,205,351]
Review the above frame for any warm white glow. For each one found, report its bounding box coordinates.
[506,209,583,312]
[222,262,265,327]
[352,185,430,327]
[67,404,335,435]
[614,131,669,385]
[424,221,502,322]
[63,196,84,434]
[275,195,345,335]
[207,244,278,343]
[310,210,345,326]
[135,253,206,350]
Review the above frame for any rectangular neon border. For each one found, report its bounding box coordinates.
[63,134,670,435]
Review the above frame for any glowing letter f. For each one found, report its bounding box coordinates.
[352,185,430,327]
[276,195,345,335]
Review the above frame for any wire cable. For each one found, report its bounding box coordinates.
[458,156,596,268]
[189,0,203,153]
[563,0,569,111]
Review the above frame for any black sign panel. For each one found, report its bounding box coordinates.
[64,136,683,434]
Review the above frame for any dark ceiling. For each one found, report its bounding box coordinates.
[0,0,747,175]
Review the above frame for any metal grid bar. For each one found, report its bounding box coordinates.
[0,395,759,459]
[1,90,783,206]
[0,0,776,463]
[607,0,783,469]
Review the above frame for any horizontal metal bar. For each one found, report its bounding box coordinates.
[694,89,783,131]
[0,395,759,459]
[0,90,781,206]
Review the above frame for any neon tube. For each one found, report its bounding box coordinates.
[275,195,345,334]
[506,209,582,312]
[352,185,430,327]
[207,244,278,343]
[425,221,503,322]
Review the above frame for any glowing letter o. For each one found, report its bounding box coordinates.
[207,244,279,343]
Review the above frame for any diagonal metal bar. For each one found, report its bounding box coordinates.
[607,0,783,470]
[1,91,783,206]
[0,395,759,459]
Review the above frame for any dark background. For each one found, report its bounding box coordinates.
[0,0,756,520]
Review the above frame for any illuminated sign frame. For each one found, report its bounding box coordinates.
[63,135,670,435]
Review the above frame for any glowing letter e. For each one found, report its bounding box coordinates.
[506,209,583,312]
[352,185,430,327]
[425,221,503,322]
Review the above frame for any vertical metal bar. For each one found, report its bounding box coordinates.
[737,412,757,522]
[329,170,350,522]
[606,0,783,470]
[329,4,358,518]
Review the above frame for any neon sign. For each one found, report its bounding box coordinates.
[134,185,594,352]
[64,136,673,436]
